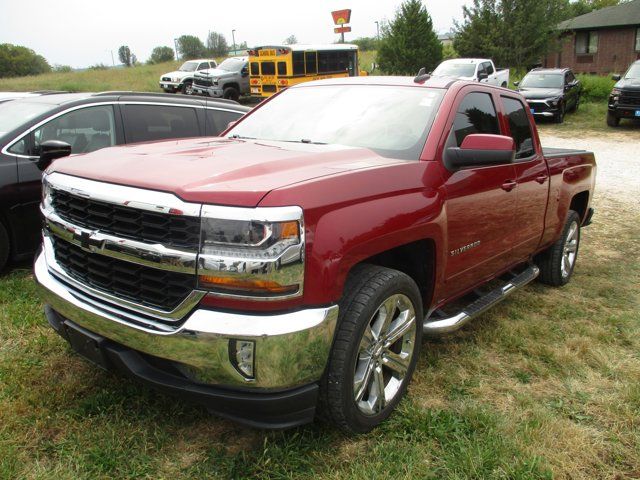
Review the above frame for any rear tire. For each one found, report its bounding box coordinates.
[0,222,9,272]
[223,86,240,102]
[536,210,580,287]
[319,264,423,434]
[606,112,620,127]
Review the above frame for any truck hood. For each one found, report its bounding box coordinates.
[614,77,640,91]
[518,87,563,99]
[161,70,192,80]
[197,68,235,79]
[48,138,407,207]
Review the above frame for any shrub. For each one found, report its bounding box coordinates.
[0,43,50,78]
[577,74,615,102]
[53,64,73,73]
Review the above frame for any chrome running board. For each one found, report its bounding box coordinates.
[423,264,540,336]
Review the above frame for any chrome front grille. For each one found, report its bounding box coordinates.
[194,77,213,88]
[619,92,640,107]
[52,237,195,311]
[51,189,201,250]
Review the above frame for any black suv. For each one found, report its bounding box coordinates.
[608,60,640,127]
[515,68,581,123]
[0,92,249,270]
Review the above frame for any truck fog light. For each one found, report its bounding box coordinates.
[229,339,255,379]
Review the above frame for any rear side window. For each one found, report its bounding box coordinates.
[205,109,243,136]
[122,105,200,143]
[250,62,259,75]
[451,92,500,146]
[501,96,535,159]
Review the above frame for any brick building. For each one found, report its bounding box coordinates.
[544,0,640,74]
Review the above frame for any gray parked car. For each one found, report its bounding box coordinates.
[192,57,250,101]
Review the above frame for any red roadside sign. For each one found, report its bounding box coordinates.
[331,9,352,25]
[334,26,352,34]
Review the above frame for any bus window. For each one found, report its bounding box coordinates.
[293,52,305,75]
[277,61,287,76]
[305,51,317,75]
[262,62,275,75]
[348,51,357,76]
[250,62,259,75]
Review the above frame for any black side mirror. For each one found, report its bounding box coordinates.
[37,140,71,171]
[477,71,488,81]
[611,74,621,81]
[444,134,515,171]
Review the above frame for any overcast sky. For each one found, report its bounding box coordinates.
[0,0,471,68]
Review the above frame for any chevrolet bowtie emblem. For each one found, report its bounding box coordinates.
[74,229,102,252]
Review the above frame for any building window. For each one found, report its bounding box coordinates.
[576,31,598,54]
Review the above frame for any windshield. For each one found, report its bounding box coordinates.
[520,73,563,88]
[218,58,244,72]
[0,101,53,137]
[432,62,476,77]
[179,61,199,72]
[624,63,640,79]
[227,85,444,160]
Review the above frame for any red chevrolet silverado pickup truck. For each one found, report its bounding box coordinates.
[35,75,596,433]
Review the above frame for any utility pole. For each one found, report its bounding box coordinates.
[174,38,179,61]
[232,29,236,54]
[110,50,115,66]
[375,21,380,41]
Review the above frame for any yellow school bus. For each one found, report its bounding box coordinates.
[248,44,360,98]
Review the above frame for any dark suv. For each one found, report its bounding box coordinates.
[608,60,640,127]
[515,68,581,123]
[0,92,249,270]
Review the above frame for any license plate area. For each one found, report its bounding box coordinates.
[63,321,110,370]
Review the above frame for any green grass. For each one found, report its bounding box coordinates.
[1,194,639,478]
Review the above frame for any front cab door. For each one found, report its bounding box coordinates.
[441,89,518,300]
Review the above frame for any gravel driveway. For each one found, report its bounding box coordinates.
[539,131,640,210]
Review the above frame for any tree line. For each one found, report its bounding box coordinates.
[0,1,625,78]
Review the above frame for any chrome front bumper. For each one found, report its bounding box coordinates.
[35,250,338,390]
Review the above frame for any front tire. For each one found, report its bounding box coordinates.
[0,222,9,272]
[181,81,193,95]
[554,103,565,124]
[319,265,423,434]
[223,86,240,102]
[606,112,620,127]
[536,210,580,287]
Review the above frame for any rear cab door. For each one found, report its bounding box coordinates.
[438,86,518,300]
[498,94,549,260]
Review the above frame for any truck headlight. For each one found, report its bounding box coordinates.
[198,206,304,299]
[212,78,219,85]
[610,88,621,102]
[42,175,52,209]
[548,97,561,107]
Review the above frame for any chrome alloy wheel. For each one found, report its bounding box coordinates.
[353,293,417,416]
[561,220,579,278]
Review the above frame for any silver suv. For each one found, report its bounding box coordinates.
[192,57,250,101]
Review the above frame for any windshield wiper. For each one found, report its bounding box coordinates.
[229,134,256,140]
[270,139,328,145]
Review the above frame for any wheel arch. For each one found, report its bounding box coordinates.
[569,190,590,224]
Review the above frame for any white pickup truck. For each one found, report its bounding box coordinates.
[432,58,509,87]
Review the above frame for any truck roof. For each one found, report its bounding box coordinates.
[289,75,459,90]
[439,58,491,65]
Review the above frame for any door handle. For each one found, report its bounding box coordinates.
[535,175,548,184]
[501,180,517,192]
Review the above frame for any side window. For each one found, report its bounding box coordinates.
[197,63,207,71]
[501,96,535,159]
[205,109,243,136]
[484,62,494,75]
[292,52,305,75]
[250,62,260,75]
[277,61,287,76]
[566,71,576,83]
[122,104,200,143]
[209,61,215,69]
[33,105,116,155]
[305,51,317,75]
[451,92,500,146]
